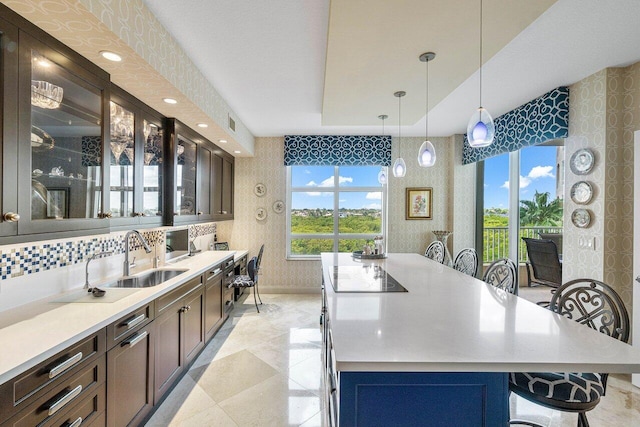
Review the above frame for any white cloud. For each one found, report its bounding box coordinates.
[363,203,381,209]
[502,176,531,189]
[501,165,553,190]
[339,199,347,202]
[306,176,353,187]
[527,165,554,179]
[365,192,382,200]
[304,169,311,174]
[305,192,321,196]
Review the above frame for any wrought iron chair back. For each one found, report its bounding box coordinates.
[424,241,445,264]
[453,248,478,277]
[482,258,518,294]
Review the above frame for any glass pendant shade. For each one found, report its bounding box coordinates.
[467,107,495,148]
[392,157,406,178]
[377,167,388,184]
[417,139,436,167]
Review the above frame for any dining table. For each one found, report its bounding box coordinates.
[320,252,640,426]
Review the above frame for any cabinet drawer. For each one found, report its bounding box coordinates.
[234,255,247,275]
[155,275,203,315]
[106,302,154,348]
[43,382,105,427]
[2,355,105,427]
[223,257,235,270]
[0,329,106,418]
[206,263,223,281]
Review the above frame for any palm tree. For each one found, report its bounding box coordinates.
[519,191,563,226]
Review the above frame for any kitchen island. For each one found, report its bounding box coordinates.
[321,253,640,426]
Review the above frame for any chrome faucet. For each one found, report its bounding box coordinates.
[124,230,152,276]
[85,251,113,290]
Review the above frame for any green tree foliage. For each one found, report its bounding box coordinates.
[519,191,563,226]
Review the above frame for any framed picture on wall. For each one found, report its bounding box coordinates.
[406,187,433,220]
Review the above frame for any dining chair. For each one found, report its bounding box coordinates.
[482,258,518,295]
[230,256,261,312]
[509,278,630,427]
[452,248,478,277]
[522,237,562,288]
[424,241,446,264]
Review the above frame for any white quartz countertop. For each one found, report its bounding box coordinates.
[0,249,248,384]
[322,253,640,373]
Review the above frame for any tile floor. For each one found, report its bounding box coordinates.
[145,288,640,426]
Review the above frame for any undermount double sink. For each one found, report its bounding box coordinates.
[107,268,187,288]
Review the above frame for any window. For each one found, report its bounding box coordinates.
[286,165,386,258]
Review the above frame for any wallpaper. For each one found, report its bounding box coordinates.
[1,0,254,154]
[563,63,640,316]
[219,136,477,292]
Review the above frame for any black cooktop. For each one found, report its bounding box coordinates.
[329,265,408,293]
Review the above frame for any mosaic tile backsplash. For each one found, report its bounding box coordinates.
[0,223,216,280]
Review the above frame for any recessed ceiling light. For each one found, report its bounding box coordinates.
[196,123,208,128]
[233,150,241,154]
[218,139,227,144]
[163,98,177,104]
[100,50,122,62]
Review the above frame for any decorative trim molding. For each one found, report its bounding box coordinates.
[463,87,569,164]
[284,135,392,166]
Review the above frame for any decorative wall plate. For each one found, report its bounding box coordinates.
[273,200,285,214]
[254,183,266,197]
[569,148,595,175]
[570,181,593,205]
[255,207,267,221]
[571,208,591,228]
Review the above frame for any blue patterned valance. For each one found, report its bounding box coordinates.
[462,87,569,165]
[284,135,391,166]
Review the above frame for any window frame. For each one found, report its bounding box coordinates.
[286,165,387,260]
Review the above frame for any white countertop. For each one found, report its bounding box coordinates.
[322,253,640,373]
[0,249,248,384]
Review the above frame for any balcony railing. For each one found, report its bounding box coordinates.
[483,226,562,263]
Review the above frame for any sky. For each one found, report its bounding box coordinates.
[291,165,383,210]
[483,145,560,209]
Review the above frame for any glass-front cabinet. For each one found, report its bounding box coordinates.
[109,86,164,228]
[11,28,111,238]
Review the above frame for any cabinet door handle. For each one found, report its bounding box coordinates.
[64,416,83,427]
[197,211,203,215]
[49,352,83,379]
[124,313,146,330]
[47,384,82,416]
[3,212,20,222]
[211,268,222,276]
[122,330,148,348]
[221,210,228,214]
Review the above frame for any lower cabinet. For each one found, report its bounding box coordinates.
[154,275,205,405]
[106,322,155,427]
[205,265,224,341]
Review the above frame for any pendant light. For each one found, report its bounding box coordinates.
[392,91,406,178]
[467,0,495,148]
[418,52,436,167]
[377,114,389,184]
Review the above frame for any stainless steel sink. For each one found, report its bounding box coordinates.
[108,269,187,288]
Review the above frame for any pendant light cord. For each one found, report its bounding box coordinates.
[398,94,402,158]
[479,0,483,108]
[425,58,429,139]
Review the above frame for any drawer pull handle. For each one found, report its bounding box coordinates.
[49,352,83,379]
[120,331,149,348]
[122,331,149,348]
[66,416,83,427]
[226,271,234,277]
[124,313,146,330]
[48,384,82,416]
[212,268,222,275]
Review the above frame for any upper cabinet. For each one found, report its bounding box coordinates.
[108,86,165,229]
[165,119,234,225]
[1,9,111,241]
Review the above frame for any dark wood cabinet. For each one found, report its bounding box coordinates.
[205,264,224,341]
[107,86,165,229]
[212,153,234,220]
[0,5,110,243]
[165,119,234,225]
[106,322,155,427]
[153,275,205,404]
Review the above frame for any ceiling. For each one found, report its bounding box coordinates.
[142,0,640,137]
